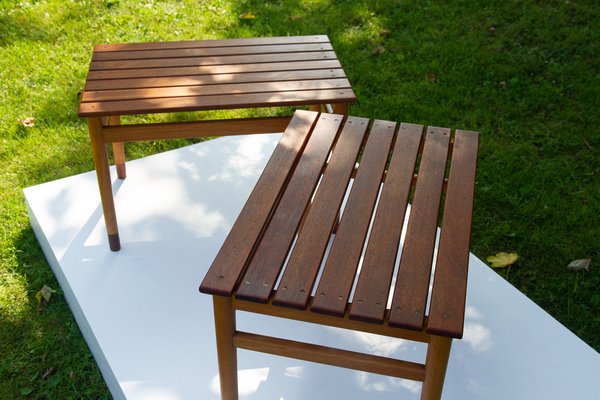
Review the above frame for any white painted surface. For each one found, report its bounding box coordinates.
[24,133,600,399]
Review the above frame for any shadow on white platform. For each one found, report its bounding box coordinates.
[24,134,600,399]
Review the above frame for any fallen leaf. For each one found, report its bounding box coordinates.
[567,258,591,272]
[42,367,54,380]
[486,252,519,268]
[19,117,35,127]
[239,11,256,20]
[425,72,437,82]
[372,46,385,55]
[36,285,57,304]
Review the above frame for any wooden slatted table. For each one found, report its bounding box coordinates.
[200,110,479,400]
[78,35,355,251]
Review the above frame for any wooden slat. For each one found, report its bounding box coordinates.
[233,331,426,381]
[85,68,347,91]
[235,114,343,303]
[102,116,292,143]
[85,60,343,82]
[389,127,451,330]
[78,88,355,117]
[349,123,423,323]
[89,51,337,71]
[199,110,319,296]
[311,120,396,316]
[94,35,331,52]
[81,79,352,102]
[92,43,334,61]
[427,130,479,339]
[233,297,431,343]
[273,116,369,309]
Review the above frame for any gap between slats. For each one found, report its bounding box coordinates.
[92,43,335,62]
[89,51,338,71]
[310,120,397,316]
[78,88,356,116]
[272,123,464,330]
[93,35,331,53]
[84,69,347,91]
[84,60,344,82]
[80,79,352,103]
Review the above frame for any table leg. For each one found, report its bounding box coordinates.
[88,117,121,251]
[213,296,239,400]
[421,335,452,400]
[333,103,348,115]
[108,116,126,179]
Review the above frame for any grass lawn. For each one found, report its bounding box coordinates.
[1,0,598,398]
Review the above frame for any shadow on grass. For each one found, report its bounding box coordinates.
[0,226,110,399]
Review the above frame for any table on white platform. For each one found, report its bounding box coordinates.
[24,133,600,399]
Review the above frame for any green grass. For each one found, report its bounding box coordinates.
[1,0,598,397]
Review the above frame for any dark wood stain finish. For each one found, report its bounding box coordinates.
[389,127,451,331]
[273,116,369,309]
[310,120,396,316]
[202,111,478,340]
[349,123,423,323]
[199,110,318,296]
[235,114,343,303]
[78,35,355,117]
[426,130,479,338]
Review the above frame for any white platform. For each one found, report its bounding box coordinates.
[24,133,600,400]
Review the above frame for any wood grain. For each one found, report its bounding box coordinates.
[235,114,342,303]
[212,296,238,400]
[78,88,355,117]
[233,297,431,343]
[92,42,334,61]
[94,35,331,52]
[427,130,479,339]
[349,123,423,323]
[85,60,343,82]
[84,68,347,91]
[89,51,337,70]
[233,331,426,381]
[102,117,292,143]
[311,120,396,316]
[273,116,369,309]
[389,127,451,331]
[81,79,352,102]
[199,110,318,296]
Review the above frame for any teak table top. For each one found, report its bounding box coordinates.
[201,110,479,339]
[78,35,356,117]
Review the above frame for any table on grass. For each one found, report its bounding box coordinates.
[78,35,355,251]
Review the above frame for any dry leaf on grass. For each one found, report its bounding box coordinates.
[19,117,35,127]
[36,285,56,304]
[486,252,519,268]
[239,11,256,19]
[567,258,591,272]
[372,46,386,55]
[425,72,437,82]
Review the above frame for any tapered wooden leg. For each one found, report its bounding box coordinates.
[108,116,126,179]
[213,296,238,400]
[88,117,121,251]
[333,103,348,115]
[421,335,452,400]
